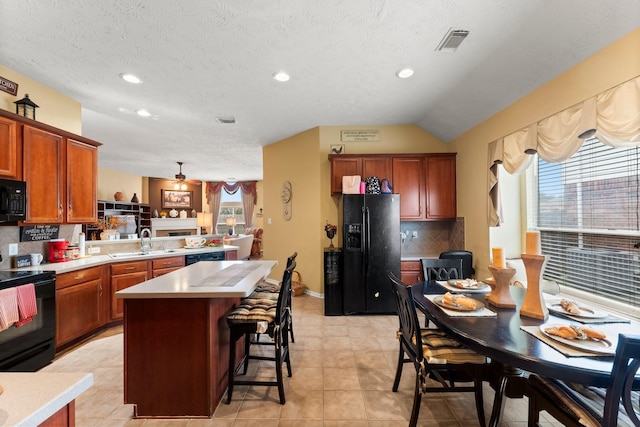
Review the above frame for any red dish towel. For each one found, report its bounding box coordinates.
[0,287,19,331]
[16,284,37,327]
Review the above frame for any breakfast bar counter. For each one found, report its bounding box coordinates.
[115,260,277,418]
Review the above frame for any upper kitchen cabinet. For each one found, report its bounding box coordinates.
[22,126,65,223]
[424,155,456,219]
[330,152,457,220]
[0,115,20,178]
[392,156,425,220]
[329,155,392,194]
[66,138,98,223]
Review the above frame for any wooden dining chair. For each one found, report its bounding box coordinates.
[248,252,298,342]
[388,272,488,427]
[527,333,640,427]
[225,261,295,404]
[421,258,463,281]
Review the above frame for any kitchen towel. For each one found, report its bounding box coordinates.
[425,294,496,317]
[0,287,19,331]
[16,283,37,327]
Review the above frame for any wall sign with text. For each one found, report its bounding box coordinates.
[341,129,380,142]
[20,225,60,242]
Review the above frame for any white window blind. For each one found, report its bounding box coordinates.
[530,139,640,309]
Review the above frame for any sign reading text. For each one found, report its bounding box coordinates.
[341,129,380,142]
[0,76,18,96]
[20,225,60,242]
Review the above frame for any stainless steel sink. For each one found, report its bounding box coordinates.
[108,250,176,259]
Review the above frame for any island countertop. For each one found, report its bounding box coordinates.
[116,260,277,299]
[0,372,93,426]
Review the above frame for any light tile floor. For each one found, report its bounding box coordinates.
[43,294,561,426]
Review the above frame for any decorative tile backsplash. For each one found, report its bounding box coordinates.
[400,218,465,257]
[0,224,82,270]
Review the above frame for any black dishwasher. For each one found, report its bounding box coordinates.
[185,251,226,265]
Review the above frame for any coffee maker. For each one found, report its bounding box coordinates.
[48,239,70,263]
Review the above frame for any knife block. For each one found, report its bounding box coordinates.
[519,254,549,320]
[486,266,516,308]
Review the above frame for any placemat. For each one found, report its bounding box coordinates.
[544,296,631,324]
[436,280,491,294]
[520,325,613,357]
[425,294,496,317]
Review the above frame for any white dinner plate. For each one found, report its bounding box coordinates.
[539,324,615,355]
[433,295,485,311]
[547,303,608,319]
[447,279,489,290]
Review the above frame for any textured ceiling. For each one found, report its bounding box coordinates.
[1,1,639,182]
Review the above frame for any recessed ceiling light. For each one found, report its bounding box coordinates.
[272,71,290,82]
[396,68,414,79]
[136,109,151,117]
[119,73,142,84]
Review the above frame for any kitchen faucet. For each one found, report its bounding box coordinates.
[140,228,152,254]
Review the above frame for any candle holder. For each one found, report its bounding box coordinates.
[486,266,516,308]
[519,254,549,320]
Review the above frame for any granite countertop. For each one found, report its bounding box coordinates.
[4,246,236,274]
[0,372,93,426]
[115,260,277,299]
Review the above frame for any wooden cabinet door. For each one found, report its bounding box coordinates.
[66,138,98,223]
[425,156,456,219]
[225,250,238,260]
[56,277,102,346]
[392,157,425,220]
[400,260,423,285]
[0,116,19,178]
[23,126,64,223]
[331,157,362,194]
[111,270,148,320]
[362,157,392,181]
[110,261,148,320]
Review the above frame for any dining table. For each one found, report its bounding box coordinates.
[411,280,639,427]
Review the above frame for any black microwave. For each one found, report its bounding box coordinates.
[0,178,27,222]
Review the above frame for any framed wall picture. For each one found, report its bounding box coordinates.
[161,189,192,209]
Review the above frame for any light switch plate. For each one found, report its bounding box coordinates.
[8,243,18,256]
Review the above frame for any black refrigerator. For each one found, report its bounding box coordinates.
[342,194,400,314]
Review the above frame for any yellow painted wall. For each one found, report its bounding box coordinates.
[263,128,321,288]
[0,66,81,133]
[451,27,640,281]
[97,167,145,203]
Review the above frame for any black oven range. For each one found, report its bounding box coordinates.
[0,270,56,371]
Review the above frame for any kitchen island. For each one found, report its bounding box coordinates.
[115,260,277,418]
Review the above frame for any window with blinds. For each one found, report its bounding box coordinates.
[529,138,639,310]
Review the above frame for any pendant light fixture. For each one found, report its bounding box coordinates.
[174,161,187,190]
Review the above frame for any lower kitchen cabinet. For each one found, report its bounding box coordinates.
[152,256,185,277]
[400,260,423,285]
[110,261,148,320]
[56,266,106,347]
[225,250,238,260]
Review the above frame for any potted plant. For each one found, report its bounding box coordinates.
[95,216,128,240]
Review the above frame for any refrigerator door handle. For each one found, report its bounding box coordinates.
[364,206,370,276]
[361,206,366,276]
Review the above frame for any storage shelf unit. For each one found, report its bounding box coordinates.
[85,201,151,241]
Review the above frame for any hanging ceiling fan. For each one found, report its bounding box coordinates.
[173,161,187,190]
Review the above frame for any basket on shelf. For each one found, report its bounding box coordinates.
[292,271,305,296]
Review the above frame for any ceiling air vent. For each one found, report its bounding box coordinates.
[215,117,236,124]
[436,29,469,52]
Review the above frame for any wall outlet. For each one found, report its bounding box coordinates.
[90,246,101,254]
[267,217,272,225]
[8,243,18,256]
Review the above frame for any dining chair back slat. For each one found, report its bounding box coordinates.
[421,258,463,281]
